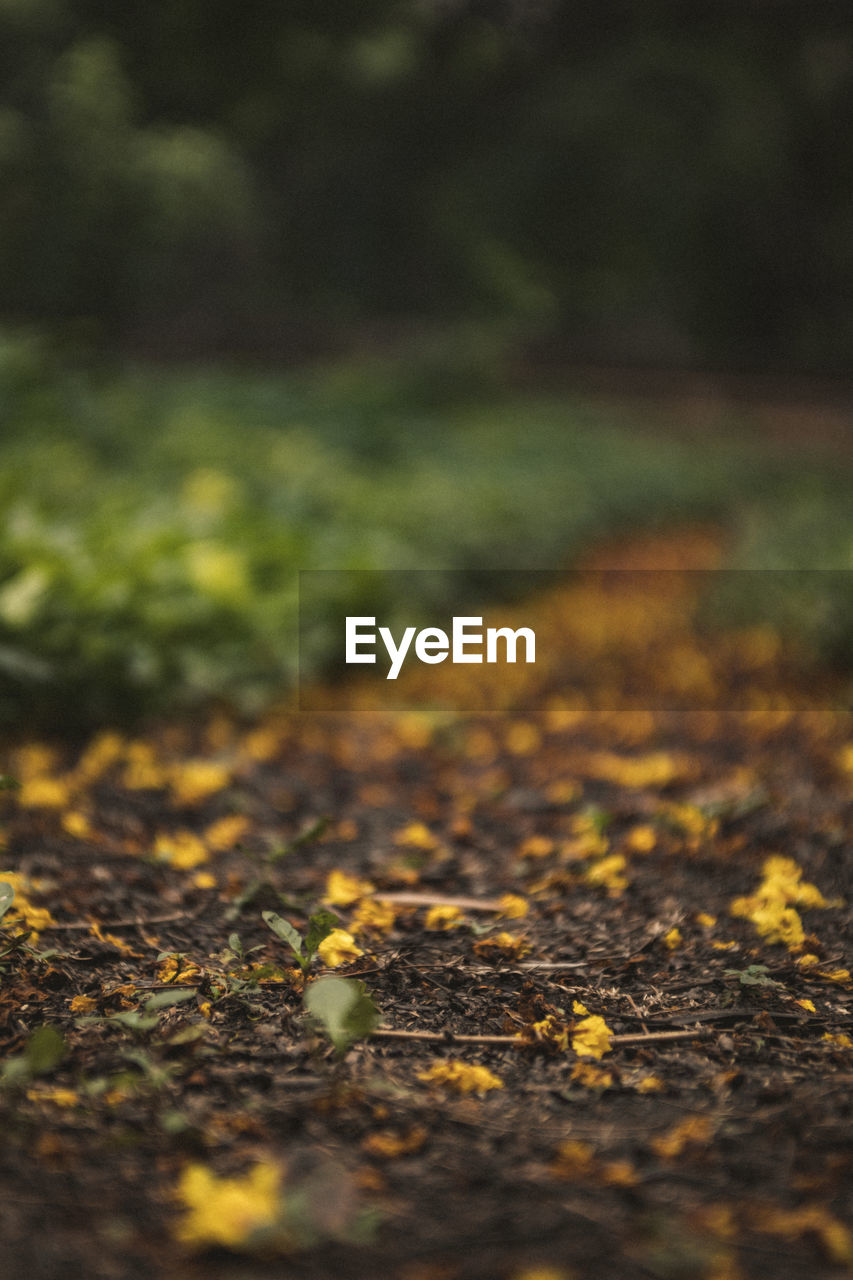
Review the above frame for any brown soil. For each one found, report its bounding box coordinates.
[1,535,851,1280]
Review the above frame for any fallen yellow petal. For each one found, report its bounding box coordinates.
[417,1060,503,1096]
[572,1014,613,1060]
[316,928,364,968]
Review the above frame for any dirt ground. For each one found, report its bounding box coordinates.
[1,533,851,1280]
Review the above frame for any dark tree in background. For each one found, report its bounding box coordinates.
[0,0,850,374]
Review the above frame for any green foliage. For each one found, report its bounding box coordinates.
[725,964,784,989]
[1,5,851,369]
[303,976,380,1057]
[76,987,197,1036]
[0,345,850,731]
[1,1024,65,1088]
[0,881,12,922]
[263,909,339,975]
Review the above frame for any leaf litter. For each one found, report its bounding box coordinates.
[0,534,852,1279]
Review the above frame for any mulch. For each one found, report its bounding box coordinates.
[1,534,851,1280]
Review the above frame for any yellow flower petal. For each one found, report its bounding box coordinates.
[316,928,364,968]
[174,1161,282,1250]
[324,869,375,907]
[424,905,464,931]
[417,1060,503,1096]
[572,1014,614,1060]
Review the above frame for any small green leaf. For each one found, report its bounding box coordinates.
[0,776,20,791]
[304,976,380,1055]
[263,910,307,966]
[0,881,14,922]
[725,964,783,989]
[304,909,339,961]
[25,1025,66,1074]
[109,1010,160,1032]
[143,988,198,1012]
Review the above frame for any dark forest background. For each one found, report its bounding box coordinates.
[1,0,851,374]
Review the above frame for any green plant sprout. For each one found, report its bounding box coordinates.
[303,977,380,1057]
[77,987,197,1036]
[262,907,339,974]
[724,963,784,989]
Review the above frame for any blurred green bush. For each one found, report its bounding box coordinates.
[3,331,814,732]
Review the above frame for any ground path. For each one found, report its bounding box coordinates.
[1,530,852,1280]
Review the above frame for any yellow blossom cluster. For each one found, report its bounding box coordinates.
[571,1003,614,1060]
[730,855,831,951]
[321,869,398,942]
